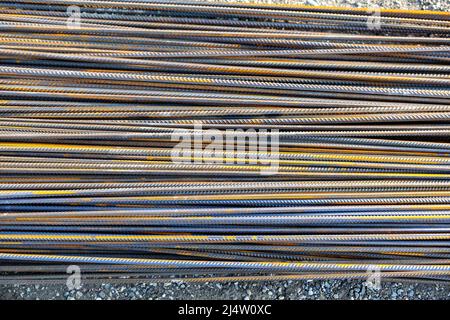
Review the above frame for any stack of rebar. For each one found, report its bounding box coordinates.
[1,0,450,285]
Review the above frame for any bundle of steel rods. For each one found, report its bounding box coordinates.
[1,0,450,285]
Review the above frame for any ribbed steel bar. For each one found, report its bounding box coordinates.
[0,0,450,284]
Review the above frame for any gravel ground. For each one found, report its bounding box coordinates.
[1,0,450,300]
[2,279,450,300]
[207,0,445,11]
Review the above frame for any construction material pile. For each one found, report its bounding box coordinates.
[1,0,450,285]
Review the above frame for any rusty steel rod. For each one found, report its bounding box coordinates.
[0,0,449,285]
